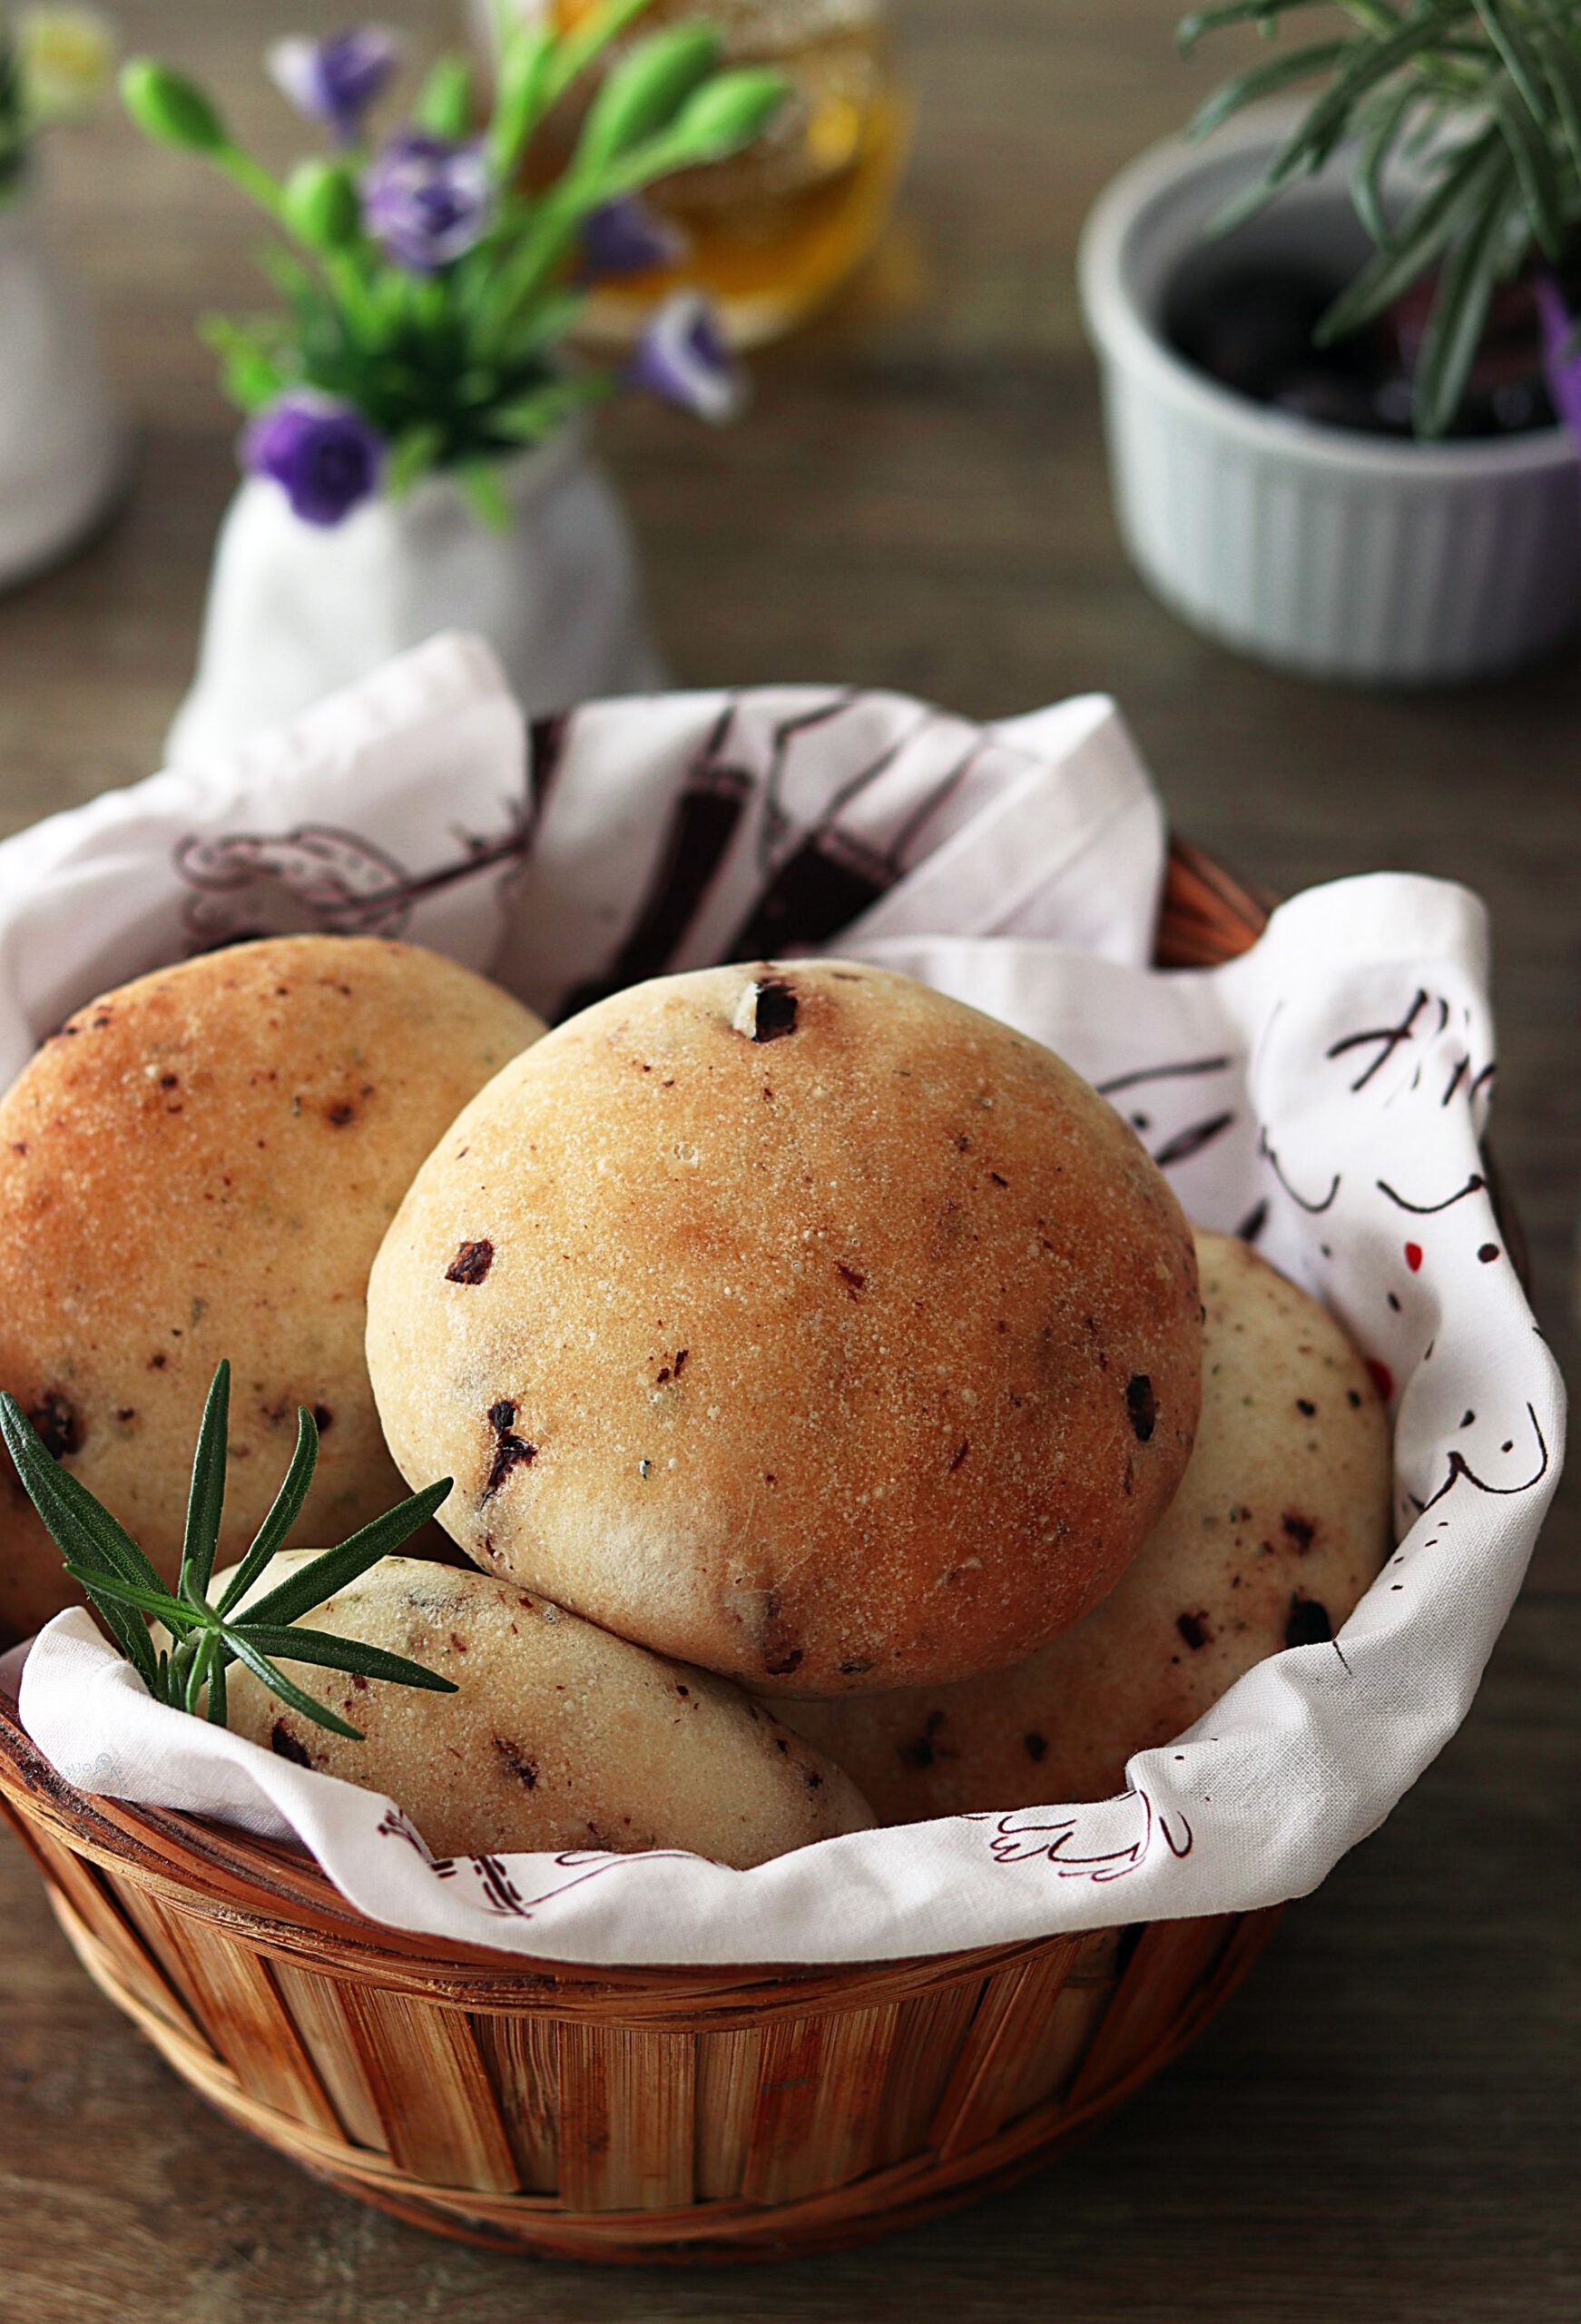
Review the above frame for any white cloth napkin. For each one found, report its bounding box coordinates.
[12,635,1565,1965]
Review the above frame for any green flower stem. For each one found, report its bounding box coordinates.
[480,81,782,353]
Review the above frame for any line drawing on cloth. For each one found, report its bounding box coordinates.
[174,805,532,949]
[378,1806,697,1915]
[1095,1054,1233,1097]
[1376,1171,1488,1214]
[1325,988,1448,1091]
[1258,1126,1341,1214]
[1419,1403,1551,1512]
[970,1792,1193,1880]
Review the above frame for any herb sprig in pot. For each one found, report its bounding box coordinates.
[1178,0,1581,440]
[1,1358,457,1738]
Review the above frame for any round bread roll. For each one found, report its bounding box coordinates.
[367,960,1202,1696]
[0,937,543,1644]
[779,1229,1391,1815]
[217,1553,875,1866]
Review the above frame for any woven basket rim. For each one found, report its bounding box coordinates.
[0,836,1276,1994]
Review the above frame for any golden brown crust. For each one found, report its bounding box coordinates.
[0,937,543,1642]
[779,1229,1393,1814]
[219,1554,876,1867]
[367,960,1202,1695]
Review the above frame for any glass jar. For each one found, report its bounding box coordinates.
[486,0,910,348]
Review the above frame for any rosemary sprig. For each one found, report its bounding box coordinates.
[0,1359,457,1741]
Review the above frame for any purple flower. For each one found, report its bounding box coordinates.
[361,130,492,272]
[632,291,745,424]
[268,26,400,145]
[1536,273,1581,446]
[242,393,384,527]
[581,197,688,281]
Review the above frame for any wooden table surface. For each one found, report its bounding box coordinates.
[2,4,1577,2318]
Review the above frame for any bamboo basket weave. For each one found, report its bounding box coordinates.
[0,839,1288,2265]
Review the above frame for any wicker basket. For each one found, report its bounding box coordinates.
[0,839,1284,2265]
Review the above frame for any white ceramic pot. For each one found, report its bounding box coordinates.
[165,423,666,765]
[1077,117,1581,686]
[0,181,123,590]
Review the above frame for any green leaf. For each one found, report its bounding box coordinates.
[215,1405,320,1618]
[571,22,721,175]
[1351,80,1420,243]
[219,1630,365,1741]
[178,1361,230,1610]
[489,375,607,442]
[0,1394,165,1598]
[1177,0,1398,50]
[1473,0,1551,125]
[199,314,286,412]
[61,1566,198,1625]
[385,422,447,498]
[1493,84,1565,256]
[229,1624,458,1692]
[496,286,585,359]
[415,54,475,141]
[241,1477,455,1630]
[183,1630,212,1715]
[1414,176,1524,435]
[459,461,513,528]
[1278,12,1482,177]
[1186,36,1350,140]
[73,1585,162,1696]
[205,1651,228,1728]
[1316,127,1504,339]
[486,22,556,178]
[538,0,658,119]
[1535,24,1581,188]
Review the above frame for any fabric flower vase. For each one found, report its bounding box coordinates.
[0,176,123,589]
[164,423,665,767]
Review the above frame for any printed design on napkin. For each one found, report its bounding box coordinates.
[513,684,1154,1022]
[173,803,533,950]
[1211,956,1546,1543]
[1096,1053,1240,1174]
[971,1791,1193,1881]
[557,689,1004,1015]
[378,1805,690,1921]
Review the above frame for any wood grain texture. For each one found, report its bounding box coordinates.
[0,0,1577,2314]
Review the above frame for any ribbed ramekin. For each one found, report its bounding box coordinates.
[1077,119,1581,686]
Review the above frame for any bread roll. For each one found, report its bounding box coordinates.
[368,960,1202,1695]
[0,937,543,1643]
[780,1229,1391,1814]
[218,1553,875,1866]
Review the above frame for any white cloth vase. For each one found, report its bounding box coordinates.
[164,426,665,766]
[0,180,123,589]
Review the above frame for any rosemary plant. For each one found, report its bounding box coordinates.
[1178,0,1581,436]
[0,1359,457,1740]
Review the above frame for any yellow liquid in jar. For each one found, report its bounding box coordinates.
[540,0,911,349]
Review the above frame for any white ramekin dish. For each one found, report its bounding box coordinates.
[1077,115,1581,686]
